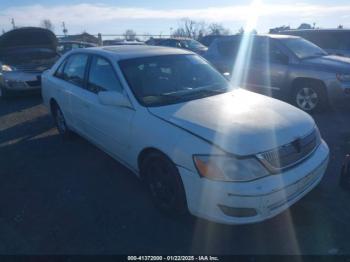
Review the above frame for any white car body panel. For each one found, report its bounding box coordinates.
[41,46,329,224]
[149,88,315,156]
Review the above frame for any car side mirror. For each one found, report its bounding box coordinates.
[98,91,132,108]
[222,72,231,80]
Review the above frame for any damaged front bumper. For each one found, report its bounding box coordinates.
[0,71,42,92]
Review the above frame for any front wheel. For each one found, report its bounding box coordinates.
[141,152,188,216]
[292,83,328,112]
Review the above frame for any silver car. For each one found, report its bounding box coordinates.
[0,27,59,98]
[280,29,350,58]
[205,34,350,112]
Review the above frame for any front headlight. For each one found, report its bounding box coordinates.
[1,64,15,72]
[336,73,350,82]
[193,155,269,182]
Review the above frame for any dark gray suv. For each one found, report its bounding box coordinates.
[205,34,350,112]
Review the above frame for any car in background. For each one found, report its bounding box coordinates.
[145,37,164,46]
[199,35,224,47]
[205,34,350,112]
[103,40,145,46]
[0,27,59,98]
[42,45,329,224]
[279,29,350,57]
[147,37,208,55]
[57,41,97,55]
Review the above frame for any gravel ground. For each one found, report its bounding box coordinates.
[0,94,349,255]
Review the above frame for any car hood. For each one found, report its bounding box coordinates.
[149,89,315,156]
[302,55,350,73]
[190,46,208,54]
[0,27,57,53]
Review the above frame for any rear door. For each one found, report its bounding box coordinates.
[60,53,90,135]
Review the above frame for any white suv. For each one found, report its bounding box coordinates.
[42,46,329,224]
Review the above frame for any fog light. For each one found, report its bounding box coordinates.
[218,204,257,217]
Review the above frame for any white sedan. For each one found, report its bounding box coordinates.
[42,46,329,225]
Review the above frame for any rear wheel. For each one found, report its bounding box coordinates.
[52,103,72,139]
[141,152,188,216]
[292,82,328,112]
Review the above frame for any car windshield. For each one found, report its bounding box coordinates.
[119,54,230,107]
[281,38,328,59]
[182,39,206,49]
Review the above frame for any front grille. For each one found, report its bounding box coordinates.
[15,63,51,73]
[26,80,40,87]
[257,129,320,172]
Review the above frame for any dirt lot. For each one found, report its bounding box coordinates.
[0,94,350,255]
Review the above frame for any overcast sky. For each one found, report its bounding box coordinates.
[0,0,349,36]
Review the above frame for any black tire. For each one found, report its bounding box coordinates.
[291,81,329,113]
[51,103,72,139]
[141,152,188,216]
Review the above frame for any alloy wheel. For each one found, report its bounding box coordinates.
[296,87,319,111]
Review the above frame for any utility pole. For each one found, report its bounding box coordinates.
[11,18,16,29]
[62,22,68,36]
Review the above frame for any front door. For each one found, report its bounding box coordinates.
[81,55,135,160]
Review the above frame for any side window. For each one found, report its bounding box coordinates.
[54,59,67,79]
[217,39,239,58]
[87,56,122,93]
[251,39,288,64]
[63,54,89,87]
[251,38,269,61]
[269,43,289,64]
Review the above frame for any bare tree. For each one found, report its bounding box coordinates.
[207,23,230,35]
[171,28,187,38]
[172,18,206,39]
[40,19,54,31]
[123,29,136,41]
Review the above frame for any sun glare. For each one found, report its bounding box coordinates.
[193,0,301,255]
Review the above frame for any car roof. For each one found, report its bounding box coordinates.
[217,34,300,41]
[72,45,194,60]
[283,29,350,33]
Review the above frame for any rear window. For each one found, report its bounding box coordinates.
[286,31,350,51]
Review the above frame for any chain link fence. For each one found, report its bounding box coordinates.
[56,33,178,46]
